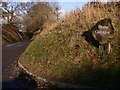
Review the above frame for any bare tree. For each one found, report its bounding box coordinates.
[1,2,21,23]
[54,2,60,20]
[1,2,35,24]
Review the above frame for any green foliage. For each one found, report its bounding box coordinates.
[19,2,120,87]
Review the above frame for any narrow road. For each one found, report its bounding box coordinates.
[2,39,103,89]
[2,40,38,89]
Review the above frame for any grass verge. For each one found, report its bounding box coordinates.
[19,3,120,88]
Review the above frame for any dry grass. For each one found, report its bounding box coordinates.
[19,2,120,88]
[2,23,28,44]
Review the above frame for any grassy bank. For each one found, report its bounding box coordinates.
[19,2,120,87]
[2,23,28,44]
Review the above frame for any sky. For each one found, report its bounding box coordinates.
[2,0,90,10]
[2,0,110,17]
[59,2,87,10]
[58,1,88,17]
[2,0,90,16]
[2,0,110,11]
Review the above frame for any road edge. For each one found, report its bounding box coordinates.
[18,61,100,88]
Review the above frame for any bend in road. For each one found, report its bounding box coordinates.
[2,39,38,89]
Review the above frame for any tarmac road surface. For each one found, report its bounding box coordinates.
[2,40,39,89]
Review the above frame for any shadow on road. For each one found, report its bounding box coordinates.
[2,71,38,89]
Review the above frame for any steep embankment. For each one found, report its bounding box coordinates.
[2,24,28,44]
[19,5,120,87]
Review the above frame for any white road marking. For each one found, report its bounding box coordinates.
[6,41,22,47]
[6,43,17,47]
